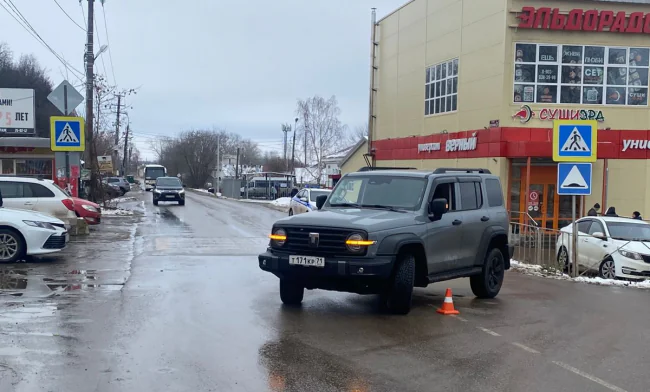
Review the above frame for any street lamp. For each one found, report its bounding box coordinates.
[290,117,298,173]
[94,45,109,61]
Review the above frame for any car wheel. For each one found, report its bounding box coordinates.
[383,252,415,315]
[153,200,158,206]
[0,229,25,263]
[599,258,616,280]
[288,209,293,216]
[470,247,505,299]
[279,279,304,305]
[557,246,569,272]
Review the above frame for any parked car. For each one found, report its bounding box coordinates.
[71,197,101,225]
[288,188,332,216]
[152,176,186,206]
[102,182,122,199]
[259,168,513,314]
[104,177,130,195]
[0,177,76,224]
[0,200,68,262]
[556,216,650,280]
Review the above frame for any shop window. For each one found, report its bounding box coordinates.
[1,159,14,175]
[425,58,459,116]
[514,43,650,106]
[15,159,53,178]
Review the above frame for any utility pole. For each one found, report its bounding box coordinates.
[121,124,129,175]
[128,146,132,174]
[114,94,121,175]
[215,136,220,196]
[235,147,240,179]
[85,0,98,201]
[304,123,307,169]
[282,124,290,164]
[290,117,298,172]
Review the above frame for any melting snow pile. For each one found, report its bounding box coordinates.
[101,208,135,216]
[270,197,291,208]
[510,260,650,290]
[192,188,212,194]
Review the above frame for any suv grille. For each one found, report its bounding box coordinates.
[280,227,367,256]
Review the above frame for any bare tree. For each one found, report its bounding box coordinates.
[295,95,346,185]
[346,123,367,146]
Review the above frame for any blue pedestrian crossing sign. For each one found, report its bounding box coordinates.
[557,163,592,196]
[50,116,85,152]
[552,120,597,162]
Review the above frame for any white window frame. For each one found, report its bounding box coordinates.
[513,43,650,106]
[425,58,459,116]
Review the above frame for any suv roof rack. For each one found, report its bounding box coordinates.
[357,166,417,172]
[433,168,492,174]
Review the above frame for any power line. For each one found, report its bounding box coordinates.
[52,0,85,31]
[78,1,87,29]
[0,0,85,80]
[100,3,117,84]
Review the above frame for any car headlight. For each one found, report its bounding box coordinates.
[345,233,376,253]
[269,228,287,247]
[620,249,643,260]
[82,205,98,212]
[154,188,161,193]
[23,220,56,230]
[179,189,185,194]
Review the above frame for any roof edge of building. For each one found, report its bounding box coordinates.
[377,0,415,24]
[0,137,50,148]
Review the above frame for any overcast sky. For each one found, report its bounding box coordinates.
[0,0,405,159]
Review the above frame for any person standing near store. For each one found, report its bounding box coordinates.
[605,206,618,217]
[632,211,643,220]
[587,203,600,216]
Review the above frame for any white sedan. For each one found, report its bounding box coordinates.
[288,188,332,216]
[0,207,68,263]
[556,216,650,280]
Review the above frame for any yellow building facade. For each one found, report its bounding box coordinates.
[364,0,650,228]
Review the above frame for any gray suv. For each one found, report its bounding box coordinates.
[258,168,514,314]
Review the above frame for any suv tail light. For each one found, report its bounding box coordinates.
[61,199,75,211]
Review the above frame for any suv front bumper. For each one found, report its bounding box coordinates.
[258,250,395,288]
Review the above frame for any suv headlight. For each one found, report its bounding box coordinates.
[345,233,376,253]
[154,188,161,193]
[269,228,287,247]
[620,249,643,260]
[23,220,56,230]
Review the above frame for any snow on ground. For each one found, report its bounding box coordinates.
[101,208,135,216]
[510,259,650,290]
[108,196,137,203]
[192,188,211,194]
[271,197,291,208]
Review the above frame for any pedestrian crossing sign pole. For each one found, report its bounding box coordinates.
[553,119,597,278]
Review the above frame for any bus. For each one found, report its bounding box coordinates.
[144,164,167,191]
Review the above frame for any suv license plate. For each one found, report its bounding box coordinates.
[289,255,325,268]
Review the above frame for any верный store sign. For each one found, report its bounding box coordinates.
[517,7,650,34]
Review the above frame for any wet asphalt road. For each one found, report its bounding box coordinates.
[1,189,650,391]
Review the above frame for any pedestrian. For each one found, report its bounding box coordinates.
[605,206,618,217]
[587,203,600,216]
[633,211,643,220]
[270,185,277,200]
[290,187,299,198]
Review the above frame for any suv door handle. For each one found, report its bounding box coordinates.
[23,202,34,206]
[481,216,490,222]
[452,219,462,226]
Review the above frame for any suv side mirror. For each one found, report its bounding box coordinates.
[429,198,448,220]
[316,195,327,210]
[592,232,607,240]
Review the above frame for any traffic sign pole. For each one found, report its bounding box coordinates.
[64,84,70,183]
[572,196,578,278]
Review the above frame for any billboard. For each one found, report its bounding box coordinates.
[0,88,35,135]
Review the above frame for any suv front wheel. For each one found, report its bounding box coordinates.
[382,253,415,315]
[470,247,505,299]
[279,279,304,305]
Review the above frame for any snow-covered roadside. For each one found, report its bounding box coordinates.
[101,208,135,216]
[510,259,650,289]
[190,188,222,197]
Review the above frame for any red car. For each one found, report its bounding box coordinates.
[71,197,101,225]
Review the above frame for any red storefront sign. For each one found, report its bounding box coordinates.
[518,7,650,34]
[512,105,605,123]
[372,128,650,161]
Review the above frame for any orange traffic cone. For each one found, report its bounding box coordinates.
[436,288,459,315]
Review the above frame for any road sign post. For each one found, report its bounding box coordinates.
[553,119,597,278]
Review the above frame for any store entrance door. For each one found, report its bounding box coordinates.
[519,165,577,230]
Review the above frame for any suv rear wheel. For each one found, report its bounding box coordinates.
[470,247,505,299]
[382,253,415,315]
[279,279,304,305]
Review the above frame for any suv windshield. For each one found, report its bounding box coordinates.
[156,177,182,188]
[328,175,426,211]
[606,221,650,241]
